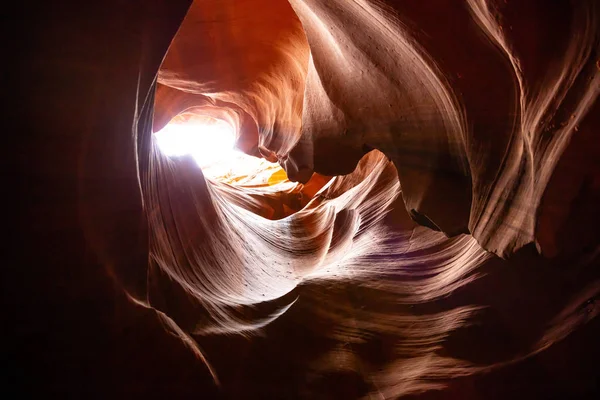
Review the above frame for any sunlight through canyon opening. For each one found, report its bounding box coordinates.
[154,117,288,186]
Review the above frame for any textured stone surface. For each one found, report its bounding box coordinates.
[12,0,600,398]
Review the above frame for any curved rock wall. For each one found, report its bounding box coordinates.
[140,0,600,397]
[14,0,599,398]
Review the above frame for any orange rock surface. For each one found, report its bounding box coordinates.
[14,0,600,398]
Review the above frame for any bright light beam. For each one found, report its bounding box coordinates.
[154,119,285,184]
[154,120,238,168]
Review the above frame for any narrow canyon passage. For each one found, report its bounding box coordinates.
[12,0,600,398]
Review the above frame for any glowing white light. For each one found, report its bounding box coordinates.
[154,120,286,184]
[154,120,237,168]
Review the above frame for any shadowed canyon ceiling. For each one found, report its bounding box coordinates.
[14,0,600,398]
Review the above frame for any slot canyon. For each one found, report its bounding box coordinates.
[11,0,600,398]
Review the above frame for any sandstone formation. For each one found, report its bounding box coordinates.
[14,0,600,398]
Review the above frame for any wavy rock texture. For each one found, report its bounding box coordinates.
[131,0,600,398]
[15,0,599,399]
